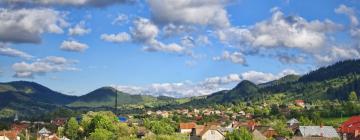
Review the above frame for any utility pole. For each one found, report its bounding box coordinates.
[115,92,118,115]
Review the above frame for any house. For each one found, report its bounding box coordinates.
[10,123,29,133]
[0,130,19,140]
[200,129,225,140]
[38,127,52,140]
[248,120,278,139]
[161,111,169,118]
[338,116,360,140]
[287,118,300,131]
[51,118,67,126]
[295,126,339,139]
[136,127,149,139]
[156,110,162,115]
[179,122,197,134]
[254,126,278,138]
[146,110,153,115]
[194,109,200,114]
[294,100,305,108]
[238,111,246,116]
[189,123,227,140]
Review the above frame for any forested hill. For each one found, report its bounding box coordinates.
[184,59,360,106]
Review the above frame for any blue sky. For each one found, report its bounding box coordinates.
[0,0,360,97]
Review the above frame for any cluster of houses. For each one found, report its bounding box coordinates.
[147,108,253,120]
[0,117,70,140]
[177,116,360,140]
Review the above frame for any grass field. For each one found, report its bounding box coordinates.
[322,116,349,127]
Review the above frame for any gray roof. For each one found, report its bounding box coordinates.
[298,126,339,138]
[38,127,51,134]
[287,118,300,125]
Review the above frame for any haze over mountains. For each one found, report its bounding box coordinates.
[1,59,360,118]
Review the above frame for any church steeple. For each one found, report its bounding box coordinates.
[14,113,18,122]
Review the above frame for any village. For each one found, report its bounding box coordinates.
[1,99,359,140]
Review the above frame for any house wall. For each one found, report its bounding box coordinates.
[0,136,10,140]
[180,129,192,134]
[201,130,224,140]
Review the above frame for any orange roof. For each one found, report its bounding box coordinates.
[295,100,304,103]
[248,120,256,127]
[179,122,196,129]
[0,130,18,140]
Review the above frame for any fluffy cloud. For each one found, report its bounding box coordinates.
[148,0,230,28]
[68,21,91,36]
[213,51,247,65]
[12,56,78,78]
[60,40,88,52]
[314,46,360,66]
[131,18,159,42]
[162,24,195,37]
[0,8,68,44]
[0,0,133,7]
[101,32,131,43]
[112,69,298,97]
[335,5,360,39]
[335,4,358,27]
[217,9,341,51]
[0,44,33,59]
[131,18,187,54]
[240,69,298,84]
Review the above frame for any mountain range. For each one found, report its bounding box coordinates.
[1,59,360,118]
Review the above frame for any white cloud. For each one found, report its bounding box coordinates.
[68,21,91,36]
[196,35,211,46]
[335,5,360,39]
[0,8,68,43]
[131,18,159,42]
[335,4,358,27]
[60,40,88,52]
[314,46,360,66]
[131,18,187,54]
[0,44,33,59]
[1,0,133,7]
[240,69,298,84]
[162,24,195,37]
[112,14,129,25]
[213,51,247,65]
[111,69,298,97]
[217,10,341,51]
[101,32,131,43]
[12,56,78,78]
[148,0,230,28]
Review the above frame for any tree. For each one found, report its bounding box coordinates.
[226,127,253,140]
[349,91,358,102]
[65,117,79,140]
[89,128,113,140]
[143,119,175,135]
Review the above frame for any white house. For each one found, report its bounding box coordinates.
[179,122,196,134]
[200,129,225,140]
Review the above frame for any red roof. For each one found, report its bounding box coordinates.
[179,122,196,129]
[339,116,360,134]
[10,123,29,133]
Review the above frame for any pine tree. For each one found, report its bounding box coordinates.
[348,91,358,102]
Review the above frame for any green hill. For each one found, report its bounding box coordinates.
[0,81,78,118]
[185,59,360,105]
[68,87,157,107]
